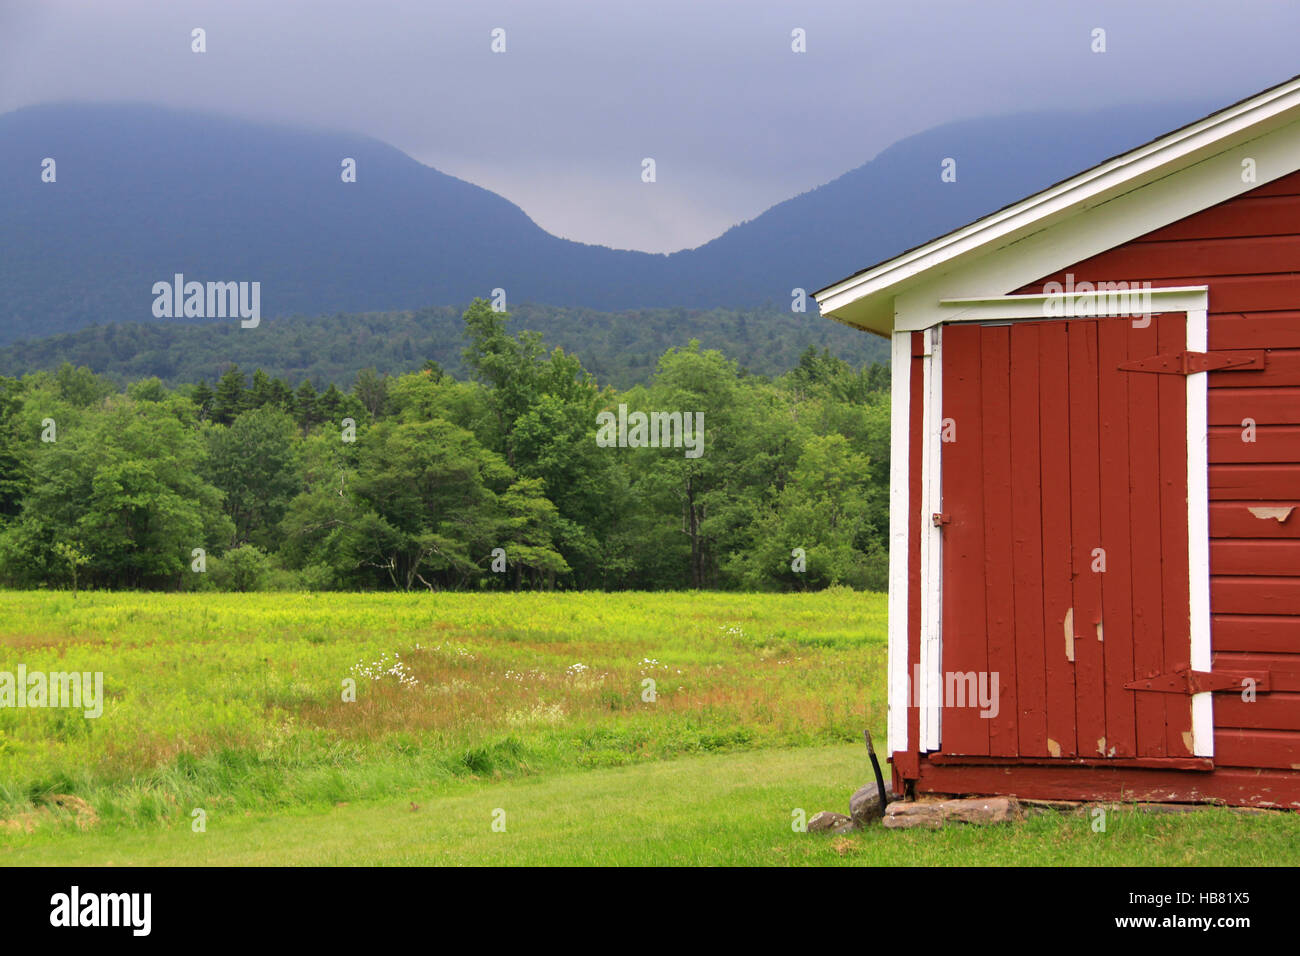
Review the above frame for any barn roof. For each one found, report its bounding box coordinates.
[815,72,1300,336]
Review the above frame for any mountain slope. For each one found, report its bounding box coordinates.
[0,100,1214,345]
[661,103,1216,303]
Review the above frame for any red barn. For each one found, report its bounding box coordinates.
[815,76,1300,808]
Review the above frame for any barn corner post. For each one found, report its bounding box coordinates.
[879,316,945,799]
[886,327,912,794]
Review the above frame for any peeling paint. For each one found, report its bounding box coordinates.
[1047,738,1061,757]
[1095,621,1103,643]
[1097,737,1106,755]
[1064,608,1075,662]
[1182,731,1194,753]
[1247,505,1294,523]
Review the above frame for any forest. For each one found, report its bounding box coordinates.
[0,300,891,592]
[0,302,891,391]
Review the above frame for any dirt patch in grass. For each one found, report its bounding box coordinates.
[0,793,100,833]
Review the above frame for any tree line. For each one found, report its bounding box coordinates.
[0,302,890,392]
[0,300,891,592]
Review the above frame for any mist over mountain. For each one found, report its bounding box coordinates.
[0,99,1213,349]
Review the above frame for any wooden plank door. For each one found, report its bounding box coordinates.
[938,314,1197,761]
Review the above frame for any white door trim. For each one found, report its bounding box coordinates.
[919,327,944,751]
[913,287,1212,758]
[1186,307,1214,756]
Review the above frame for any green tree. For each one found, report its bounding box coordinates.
[353,367,390,419]
[347,419,510,590]
[191,380,214,421]
[0,376,29,520]
[210,544,271,592]
[727,434,880,590]
[461,298,547,468]
[496,477,570,588]
[212,366,248,425]
[52,539,90,593]
[54,362,113,408]
[204,405,302,548]
[294,380,322,432]
[0,396,233,588]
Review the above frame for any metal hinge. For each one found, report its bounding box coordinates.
[1118,350,1266,375]
[1124,666,1270,695]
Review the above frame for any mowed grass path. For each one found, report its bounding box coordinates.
[6,745,1296,866]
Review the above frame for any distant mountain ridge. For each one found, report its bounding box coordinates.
[0,99,1215,346]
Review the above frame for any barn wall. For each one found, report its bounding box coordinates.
[1015,169,1300,787]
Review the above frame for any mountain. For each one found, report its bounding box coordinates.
[0,100,1215,347]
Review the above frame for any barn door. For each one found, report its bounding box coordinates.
[937,313,1205,762]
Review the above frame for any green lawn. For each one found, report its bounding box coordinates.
[6,744,1296,866]
[1,589,1296,866]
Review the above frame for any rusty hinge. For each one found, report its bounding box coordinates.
[1124,666,1270,695]
[1118,350,1266,375]
[932,512,950,527]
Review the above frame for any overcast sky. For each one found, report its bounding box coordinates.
[2,1,1298,252]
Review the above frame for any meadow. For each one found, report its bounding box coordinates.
[0,589,884,828]
[2,589,1297,866]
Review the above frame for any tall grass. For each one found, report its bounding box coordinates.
[0,588,886,831]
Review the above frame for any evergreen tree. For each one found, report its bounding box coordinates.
[249,369,276,409]
[192,380,214,421]
[318,383,346,425]
[212,366,248,425]
[294,380,321,432]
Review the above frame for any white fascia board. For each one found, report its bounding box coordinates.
[817,83,1300,327]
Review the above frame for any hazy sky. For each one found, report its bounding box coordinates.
[2,1,1298,252]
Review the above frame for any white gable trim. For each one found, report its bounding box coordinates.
[894,117,1300,332]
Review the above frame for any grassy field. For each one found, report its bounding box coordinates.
[2,589,1297,866]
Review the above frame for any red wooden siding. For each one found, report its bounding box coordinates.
[940,323,990,756]
[1010,325,1048,756]
[1014,168,1300,793]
